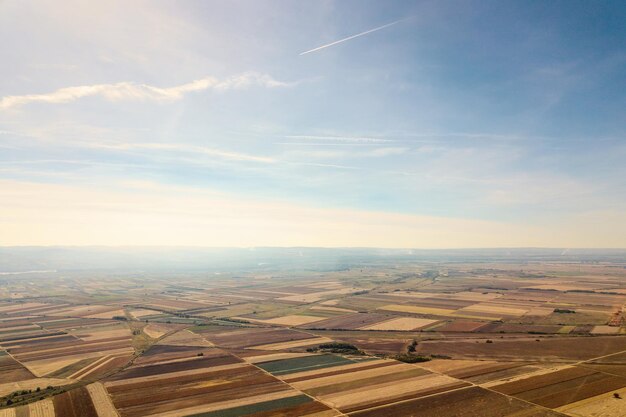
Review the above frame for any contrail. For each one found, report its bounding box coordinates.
[300,18,407,56]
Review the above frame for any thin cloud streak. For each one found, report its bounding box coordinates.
[284,135,393,143]
[93,142,276,163]
[0,72,292,109]
[299,18,407,55]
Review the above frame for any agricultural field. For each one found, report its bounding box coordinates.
[0,251,625,416]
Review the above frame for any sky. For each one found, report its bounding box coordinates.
[0,0,625,248]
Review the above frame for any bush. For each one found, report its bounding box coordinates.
[394,354,431,363]
[318,342,358,350]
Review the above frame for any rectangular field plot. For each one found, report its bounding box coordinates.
[278,358,470,413]
[348,386,564,417]
[416,336,626,362]
[358,317,438,331]
[104,348,334,417]
[194,327,318,349]
[490,365,626,409]
[256,354,356,376]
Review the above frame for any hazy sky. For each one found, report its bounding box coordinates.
[1,0,625,247]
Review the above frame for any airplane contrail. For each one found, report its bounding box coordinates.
[299,18,407,56]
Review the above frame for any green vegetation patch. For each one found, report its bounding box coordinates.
[257,354,355,376]
[187,394,312,417]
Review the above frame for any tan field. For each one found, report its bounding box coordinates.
[359,317,438,331]
[0,378,74,397]
[556,391,626,416]
[261,315,327,326]
[28,398,55,417]
[321,374,461,410]
[458,303,529,316]
[379,304,456,316]
[86,382,119,417]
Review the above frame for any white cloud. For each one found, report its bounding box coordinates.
[0,72,293,109]
[284,135,393,143]
[94,142,276,164]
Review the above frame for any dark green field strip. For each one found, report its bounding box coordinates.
[282,360,395,383]
[0,350,6,356]
[257,354,355,376]
[186,394,312,417]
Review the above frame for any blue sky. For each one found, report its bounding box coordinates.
[0,0,625,247]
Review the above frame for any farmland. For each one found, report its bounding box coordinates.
[0,248,625,416]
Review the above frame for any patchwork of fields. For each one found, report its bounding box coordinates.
[0,260,625,416]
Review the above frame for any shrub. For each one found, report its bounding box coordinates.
[394,354,431,363]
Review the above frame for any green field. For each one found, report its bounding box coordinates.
[257,354,355,376]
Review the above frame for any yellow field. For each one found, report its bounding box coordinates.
[558,326,576,334]
[590,325,620,334]
[524,307,554,316]
[261,315,327,326]
[28,398,55,417]
[143,323,171,338]
[359,317,437,331]
[321,374,460,410]
[458,303,528,316]
[556,390,626,416]
[378,304,455,316]
[86,382,119,417]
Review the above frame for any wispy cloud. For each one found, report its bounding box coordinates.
[0,72,293,109]
[284,135,393,143]
[299,18,408,56]
[93,142,276,164]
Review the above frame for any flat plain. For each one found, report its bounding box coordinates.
[0,249,625,416]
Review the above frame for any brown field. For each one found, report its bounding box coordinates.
[491,365,626,408]
[53,386,99,417]
[0,352,35,381]
[247,314,327,327]
[103,346,332,417]
[416,336,626,362]
[250,337,333,351]
[349,386,564,417]
[196,326,317,348]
